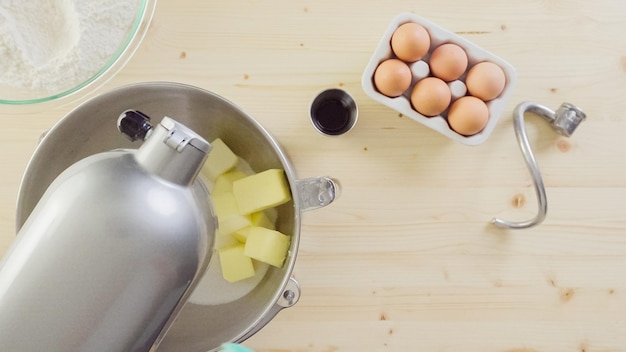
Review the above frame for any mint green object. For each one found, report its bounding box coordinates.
[221,343,255,352]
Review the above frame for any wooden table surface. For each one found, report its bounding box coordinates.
[2,1,626,351]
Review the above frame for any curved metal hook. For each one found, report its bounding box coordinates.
[491,101,586,229]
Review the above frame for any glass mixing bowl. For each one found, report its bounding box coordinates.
[0,0,156,105]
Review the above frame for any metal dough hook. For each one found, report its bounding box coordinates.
[491,101,586,229]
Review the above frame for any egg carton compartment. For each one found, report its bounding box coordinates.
[361,12,516,146]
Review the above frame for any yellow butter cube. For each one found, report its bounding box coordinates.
[244,227,290,268]
[218,244,255,282]
[232,210,277,243]
[232,169,291,215]
[215,231,241,249]
[232,227,251,243]
[211,192,251,236]
[213,170,247,195]
[264,207,278,224]
[251,210,276,230]
[217,216,250,238]
[203,138,238,181]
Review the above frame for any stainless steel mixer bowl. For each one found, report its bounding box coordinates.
[15,82,338,352]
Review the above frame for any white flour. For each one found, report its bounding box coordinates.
[0,0,141,92]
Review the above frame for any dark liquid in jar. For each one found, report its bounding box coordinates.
[312,99,351,135]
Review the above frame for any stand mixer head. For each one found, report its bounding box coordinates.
[0,112,216,351]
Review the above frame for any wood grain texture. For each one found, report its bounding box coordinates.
[1,0,625,351]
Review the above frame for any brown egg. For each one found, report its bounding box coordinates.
[410,77,451,117]
[429,43,468,82]
[466,61,506,101]
[391,22,431,62]
[447,96,489,136]
[373,59,412,97]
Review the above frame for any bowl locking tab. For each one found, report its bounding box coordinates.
[491,102,586,229]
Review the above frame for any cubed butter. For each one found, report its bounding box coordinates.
[203,138,238,181]
[264,207,278,224]
[218,244,255,282]
[211,192,251,236]
[232,227,251,243]
[233,211,275,243]
[214,231,241,249]
[232,169,291,215]
[213,170,247,195]
[251,210,276,230]
[244,227,290,268]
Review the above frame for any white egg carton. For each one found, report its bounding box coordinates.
[361,12,517,146]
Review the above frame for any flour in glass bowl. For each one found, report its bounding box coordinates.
[0,0,141,93]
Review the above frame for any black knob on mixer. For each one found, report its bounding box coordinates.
[118,109,153,141]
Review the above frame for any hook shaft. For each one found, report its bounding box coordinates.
[491,102,586,229]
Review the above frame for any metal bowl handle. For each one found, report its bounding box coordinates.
[295,177,340,212]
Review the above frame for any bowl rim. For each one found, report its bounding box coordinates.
[0,0,157,106]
